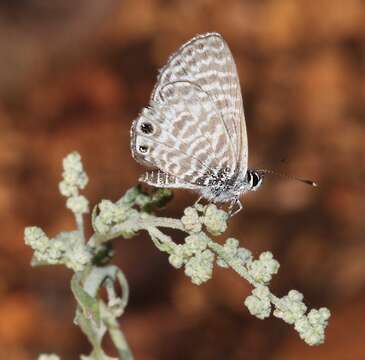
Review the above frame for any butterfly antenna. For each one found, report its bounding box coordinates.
[255,169,318,188]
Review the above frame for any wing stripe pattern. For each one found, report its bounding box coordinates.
[152,32,248,174]
[131,33,248,191]
[131,81,233,185]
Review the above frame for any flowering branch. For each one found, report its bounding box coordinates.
[25,152,330,359]
[92,197,330,345]
[25,152,133,360]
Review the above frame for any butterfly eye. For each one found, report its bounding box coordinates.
[140,122,154,134]
[138,145,149,153]
[252,173,261,188]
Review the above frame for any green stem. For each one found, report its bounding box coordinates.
[75,212,85,243]
[101,302,134,360]
[74,266,133,360]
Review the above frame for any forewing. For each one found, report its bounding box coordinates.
[152,32,248,174]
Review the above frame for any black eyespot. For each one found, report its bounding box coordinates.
[140,122,154,134]
[139,145,148,153]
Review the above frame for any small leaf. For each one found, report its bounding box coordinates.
[141,188,173,213]
[119,186,141,206]
[71,274,100,327]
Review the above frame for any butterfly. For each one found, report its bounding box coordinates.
[130,33,265,216]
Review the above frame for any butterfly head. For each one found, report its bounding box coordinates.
[246,169,263,192]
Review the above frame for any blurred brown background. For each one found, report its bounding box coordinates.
[0,0,364,359]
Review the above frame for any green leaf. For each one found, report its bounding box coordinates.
[119,186,141,206]
[71,274,100,327]
[141,188,173,213]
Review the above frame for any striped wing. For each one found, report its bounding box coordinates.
[152,32,248,175]
[131,81,233,188]
[131,32,248,189]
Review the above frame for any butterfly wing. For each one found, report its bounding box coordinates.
[151,32,248,175]
[131,81,235,188]
[139,169,198,189]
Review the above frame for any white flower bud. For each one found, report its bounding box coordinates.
[248,251,279,284]
[58,180,77,197]
[244,286,271,319]
[169,254,184,269]
[184,233,209,254]
[273,290,307,324]
[308,307,331,324]
[184,249,215,285]
[291,306,331,346]
[59,152,88,198]
[203,204,228,236]
[94,200,130,234]
[223,238,239,256]
[66,195,89,215]
[24,227,49,253]
[47,239,65,262]
[181,207,202,233]
[64,241,92,272]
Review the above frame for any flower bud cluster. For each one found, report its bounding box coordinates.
[24,152,331,348]
[185,249,215,285]
[247,251,280,284]
[181,207,202,233]
[215,239,278,285]
[244,286,271,319]
[181,204,228,236]
[93,200,137,236]
[216,238,243,268]
[168,232,215,285]
[59,152,89,215]
[273,290,307,324]
[294,308,330,346]
[24,227,91,272]
[274,290,331,345]
[203,204,228,235]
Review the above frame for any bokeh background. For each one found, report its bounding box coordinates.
[0,1,364,359]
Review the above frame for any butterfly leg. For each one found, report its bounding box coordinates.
[194,196,203,206]
[228,199,243,217]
